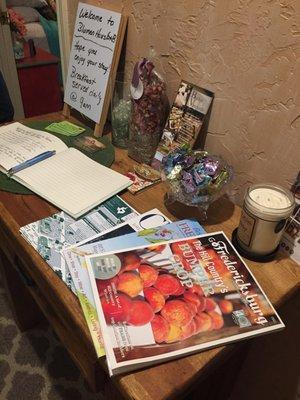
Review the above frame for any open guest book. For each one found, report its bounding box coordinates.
[0,123,131,218]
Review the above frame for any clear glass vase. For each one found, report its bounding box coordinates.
[127,65,167,164]
[111,76,131,149]
[128,127,162,165]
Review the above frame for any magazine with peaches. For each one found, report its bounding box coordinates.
[63,209,170,357]
[64,211,204,358]
[85,231,284,376]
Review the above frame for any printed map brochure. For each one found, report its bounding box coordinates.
[85,232,284,375]
[20,195,138,291]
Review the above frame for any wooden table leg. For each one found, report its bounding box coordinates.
[0,248,44,331]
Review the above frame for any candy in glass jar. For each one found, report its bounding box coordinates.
[128,58,167,164]
[162,146,233,221]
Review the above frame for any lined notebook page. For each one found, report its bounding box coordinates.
[15,148,131,218]
[0,122,67,171]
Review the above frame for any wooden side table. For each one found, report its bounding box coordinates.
[16,46,63,117]
[0,112,299,400]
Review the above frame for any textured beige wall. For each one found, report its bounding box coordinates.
[67,0,300,204]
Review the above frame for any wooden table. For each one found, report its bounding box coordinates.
[0,113,299,400]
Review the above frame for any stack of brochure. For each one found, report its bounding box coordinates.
[20,200,284,376]
[20,195,139,292]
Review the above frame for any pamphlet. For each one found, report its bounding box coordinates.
[73,136,106,153]
[280,172,300,264]
[63,209,171,356]
[151,81,214,170]
[45,121,86,136]
[85,232,284,375]
[79,219,205,255]
[280,206,300,264]
[126,171,160,194]
[20,195,138,290]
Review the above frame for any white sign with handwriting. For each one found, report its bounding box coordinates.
[64,3,121,123]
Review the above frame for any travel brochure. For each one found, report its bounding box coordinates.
[86,232,284,375]
[126,164,162,194]
[126,171,160,194]
[20,201,284,374]
[151,80,214,170]
[63,214,205,357]
[280,207,300,264]
[63,209,170,356]
[20,195,138,291]
[279,172,300,264]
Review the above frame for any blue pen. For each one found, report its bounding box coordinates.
[8,150,56,176]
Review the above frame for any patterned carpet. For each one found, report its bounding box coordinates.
[0,277,110,400]
[1,271,299,400]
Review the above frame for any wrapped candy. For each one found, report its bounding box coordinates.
[128,58,168,164]
[162,146,233,220]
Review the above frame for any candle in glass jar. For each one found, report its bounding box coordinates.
[249,187,291,209]
[237,184,295,257]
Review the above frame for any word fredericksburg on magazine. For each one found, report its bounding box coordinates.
[86,231,284,375]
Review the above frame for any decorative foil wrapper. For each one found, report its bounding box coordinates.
[162,146,233,219]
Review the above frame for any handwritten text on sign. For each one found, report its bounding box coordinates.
[64,3,121,123]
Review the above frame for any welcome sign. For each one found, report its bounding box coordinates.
[64,3,123,125]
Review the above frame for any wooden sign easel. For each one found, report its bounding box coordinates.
[62,4,127,138]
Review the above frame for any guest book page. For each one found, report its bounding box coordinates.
[0,122,67,171]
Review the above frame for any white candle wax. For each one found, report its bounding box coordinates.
[237,184,294,257]
[249,188,291,210]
